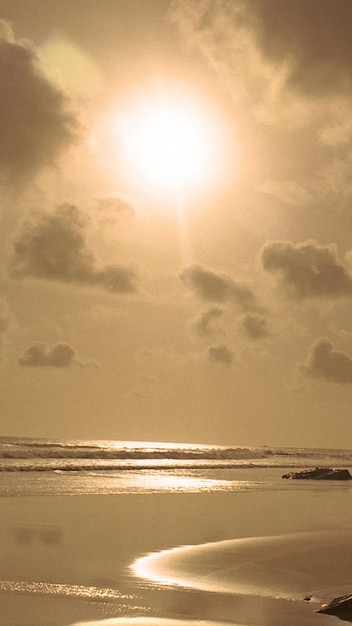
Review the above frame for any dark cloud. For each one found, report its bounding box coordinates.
[249,0,352,96]
[19,342,76,368]
[180,263,259,311]
[207,343,233,366]
[11,203,137,293]
[261,240,352,299]
[241,314,270,340]
[0,21,79,185]
[300,339,352,384]
[192,307,223,336]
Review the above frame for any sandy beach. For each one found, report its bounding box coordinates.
[0,468,352,626]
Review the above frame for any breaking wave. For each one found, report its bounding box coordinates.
[0,437,351,472]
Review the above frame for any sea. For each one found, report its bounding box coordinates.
[1,435,352,497]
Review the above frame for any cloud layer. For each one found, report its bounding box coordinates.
[11,204,137,293]
[0,21,79,185]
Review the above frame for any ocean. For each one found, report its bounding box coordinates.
[2,436,352,470]
[1,436,352,497]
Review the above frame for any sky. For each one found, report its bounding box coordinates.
[2,0,352,448]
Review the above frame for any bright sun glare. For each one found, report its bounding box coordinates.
[115,94,222,195]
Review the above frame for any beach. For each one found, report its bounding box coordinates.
[1,465,352,626]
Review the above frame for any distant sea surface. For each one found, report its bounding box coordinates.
[1,436,352,498]
[1,436,352,470]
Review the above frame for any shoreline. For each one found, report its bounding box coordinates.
[133,528,352,603]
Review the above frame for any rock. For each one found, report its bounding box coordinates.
[282,467,352,480]
[317,594,352,621]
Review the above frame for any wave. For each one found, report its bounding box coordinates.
[0,437,351,471]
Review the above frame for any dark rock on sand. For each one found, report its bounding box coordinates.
[282,467,352,480]
[317,594,352,621]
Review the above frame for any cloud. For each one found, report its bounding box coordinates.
[19,342,77,368]
[192,307,223,336]
[300,339,352,384]
[261,179,312,207]
[247,0,352,97]
[180,263,259,311]
[94,197,135,224]
[241,314,270,340]
[0,21,79,185]
[11,203,137,293]
[261,240,352,299]
[169,1,258,104]
[207,343,233,366]
[170,0,352,117]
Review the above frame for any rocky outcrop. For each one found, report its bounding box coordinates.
[317,594,352,621]
[282,467,352,480]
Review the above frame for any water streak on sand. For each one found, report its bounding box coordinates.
[133,529,352,603]
[0,579,138,602]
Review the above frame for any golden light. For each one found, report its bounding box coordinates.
[112,92,225,196]
[93,86,236,219]
[130,101,211,191]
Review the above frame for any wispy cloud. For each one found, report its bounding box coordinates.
[261,179,313,207]
[170,0,352,125]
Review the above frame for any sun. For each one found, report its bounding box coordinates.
[130,100,210,191]
[113,92,223,196]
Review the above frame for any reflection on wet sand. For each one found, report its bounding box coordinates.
[13,523,62,546]
[73,617,241,626]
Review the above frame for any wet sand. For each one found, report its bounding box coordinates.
[0,469,352,625]
[135,529,352,600]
